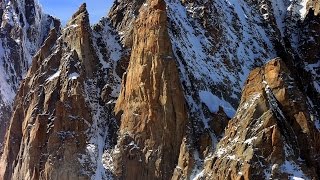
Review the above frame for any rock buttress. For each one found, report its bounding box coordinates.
[201,58,320,179]
[0,4,100,180]
[114,0,188,179]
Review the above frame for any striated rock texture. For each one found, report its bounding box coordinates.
[0,3,123,179]
[113,0,188,179]
[201,58,320,179]
[0,0,60,152]
[0,0,320,179]
[107,1,320,167]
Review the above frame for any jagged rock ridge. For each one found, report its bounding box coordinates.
[0,0,319,180]
[0,0,60,152]
[0,3,124,180]
[201,58,320,179]
[108,1,320,168]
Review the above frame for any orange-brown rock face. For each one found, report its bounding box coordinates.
[0,4,100,180]
[0,0,60,156]
[200,58,320,179]
[1,0,320,180]
[113,0,188,179]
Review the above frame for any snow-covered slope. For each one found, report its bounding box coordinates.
[80,17,127,180]
[166,0,275,145]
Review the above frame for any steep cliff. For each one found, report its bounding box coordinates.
[0,0,320,179]
[108,0,320,159]
[0,3,124,179]
[112,0,188,179]
[0,0,60,152]
[198,58,320,179]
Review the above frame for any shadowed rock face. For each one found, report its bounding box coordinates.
[200,58,320,180]
[113,0,188,179]
[108,0,145,48]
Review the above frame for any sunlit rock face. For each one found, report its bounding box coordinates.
[112,0,188,179]
[0,0,320,179]
[0,0,60,152]
[200,58,320,179]
[0,3,124,180]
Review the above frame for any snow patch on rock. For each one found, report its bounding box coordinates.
[199,90,235,118]
[46,70,61,81]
